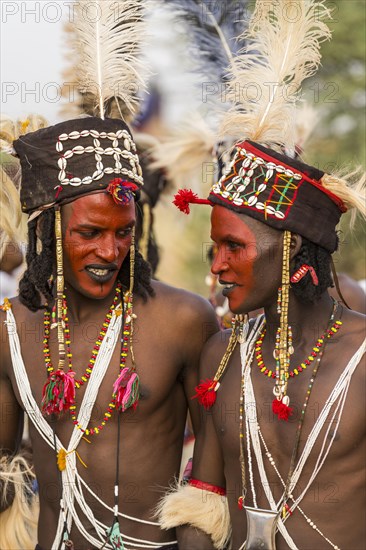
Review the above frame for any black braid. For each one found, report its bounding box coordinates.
[19,210,55,311]
[290,237,335,304]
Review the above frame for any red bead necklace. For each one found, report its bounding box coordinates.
[42,283,140,436]
[255,319,343,380]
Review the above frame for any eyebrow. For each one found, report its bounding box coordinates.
[210,233,243,241]
[73,221,136,231]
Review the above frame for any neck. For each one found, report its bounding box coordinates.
[263,291,336,346]
[62,284,122,324]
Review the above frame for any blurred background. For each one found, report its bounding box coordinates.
[1,0,365,297]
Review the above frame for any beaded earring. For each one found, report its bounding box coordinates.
[42,206,76,415]
[290,263,319,286]
[272,230,293,421]
[113,227,140,411]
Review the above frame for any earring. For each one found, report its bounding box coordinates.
[290,264,319,286]
[272,230,293,421]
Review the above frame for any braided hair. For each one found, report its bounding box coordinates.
[19,209,55,311]
[290,237,335,304]
[19,208,154,312]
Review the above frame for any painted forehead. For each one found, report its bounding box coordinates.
[211,205,279,241]
[63,192,136,224]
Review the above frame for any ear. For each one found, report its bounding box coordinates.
[290,233,302,260]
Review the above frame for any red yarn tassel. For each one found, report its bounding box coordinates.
[192,378,219,410]
[42,370,75,415]
[173,189,211,214]
[272,398,293,421]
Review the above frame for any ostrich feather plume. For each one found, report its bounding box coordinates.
[152,1,248,191]
[151,114,216,191]
[221,0,332,153]
[162,0,246,84]
[67,0,147,120]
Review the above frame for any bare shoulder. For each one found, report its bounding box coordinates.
[0,297,42,375]
[338,308,365,348]
[150,280,219,328]
[199,329,234,378]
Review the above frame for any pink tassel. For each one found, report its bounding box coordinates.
[113,367,140,412]
[42,370,75,415]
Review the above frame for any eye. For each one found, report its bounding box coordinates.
[77,229,99,239]
[117,227,133,238]
[226,240,241,251]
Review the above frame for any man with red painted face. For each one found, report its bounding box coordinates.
[0,117,218,550]
[157,139,366,550]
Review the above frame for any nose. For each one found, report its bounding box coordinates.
[96,234,119,263]
[211,246,229,276]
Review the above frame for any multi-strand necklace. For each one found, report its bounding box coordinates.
[238,301,343,549]
[42,282,140,436]
[255,318,343,380]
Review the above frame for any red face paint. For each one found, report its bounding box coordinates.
[62,192,135,300]
[210,206,282,313]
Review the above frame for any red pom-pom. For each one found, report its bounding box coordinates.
[272,398,293,421]
[173,189,199,214]
[192,378,218,409]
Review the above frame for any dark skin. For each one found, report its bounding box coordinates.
[178,206,365,550]
[0,193,219,549]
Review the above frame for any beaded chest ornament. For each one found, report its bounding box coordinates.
[42,231,140,426]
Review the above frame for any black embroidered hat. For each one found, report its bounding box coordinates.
[208,140,346,253]
[13,117,144,214]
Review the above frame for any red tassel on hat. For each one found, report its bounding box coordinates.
[173,189,211,214]
[42,370,76,415]
[192,378,219,410]
[272,398,293,421]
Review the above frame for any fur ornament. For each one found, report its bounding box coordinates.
[156,481,231,549]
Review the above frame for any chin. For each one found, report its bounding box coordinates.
[69,278,118,300]
[228,298,259,317]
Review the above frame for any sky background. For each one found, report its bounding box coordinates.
[1,1,67,123]
[0,0,197,124]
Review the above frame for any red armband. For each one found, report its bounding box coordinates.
[188,478,226,496]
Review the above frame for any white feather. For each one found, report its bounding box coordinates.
[70,0,147,119]
[220,0,332,152]
[151,114,217,192]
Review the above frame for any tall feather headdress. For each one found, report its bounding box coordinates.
[64,0,147,121]
[220,0,332,153]
[151,0,249,191]
[160,0,244,86]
